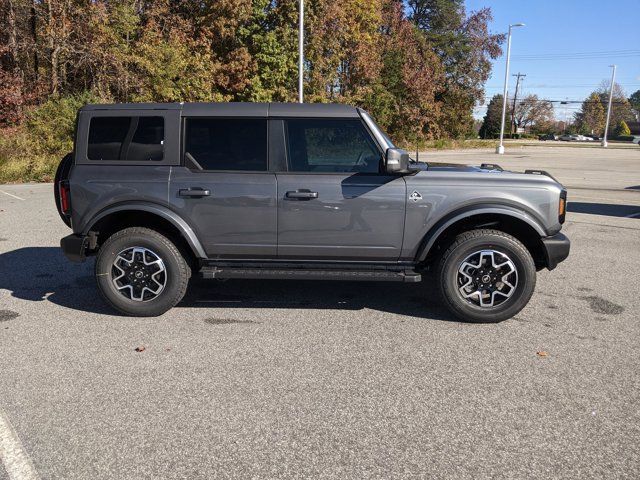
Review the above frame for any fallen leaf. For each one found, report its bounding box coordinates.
[134,346,146,352]
[537,351,548,357]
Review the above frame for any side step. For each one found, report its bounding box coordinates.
[200,267,422,283]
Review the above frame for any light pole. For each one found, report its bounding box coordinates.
[496,23,525,155]
[602,64,616,148]
[298,0,304,103]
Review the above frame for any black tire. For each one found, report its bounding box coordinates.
[95,227,190,316]
[54,153,73,227]
[437,229,536,323]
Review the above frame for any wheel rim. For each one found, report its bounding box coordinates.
[457,249,518,308]
[111,247,167,302]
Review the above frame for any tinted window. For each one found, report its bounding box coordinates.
[184,119,268,171]
[285,119,381,173]
[88,116,164,161]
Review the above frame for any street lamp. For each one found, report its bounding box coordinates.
[496,23,525,155]
[602,64,616,148]
[298,0,304,103]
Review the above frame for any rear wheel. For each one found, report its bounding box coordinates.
[437,229,536,323]
[95,227,190,316]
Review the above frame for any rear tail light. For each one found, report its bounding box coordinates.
[59,180,71,216]
[558,190,567,224]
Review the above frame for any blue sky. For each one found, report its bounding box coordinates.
[466,0,640,119]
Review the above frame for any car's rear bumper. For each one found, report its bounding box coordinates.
[542,232,570,270]
[60,234,87,263]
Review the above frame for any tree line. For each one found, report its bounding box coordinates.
[480,84,639,139]
[0,0,504,143]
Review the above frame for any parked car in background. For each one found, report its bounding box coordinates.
[558,134,578,141]
[538,133,557,141]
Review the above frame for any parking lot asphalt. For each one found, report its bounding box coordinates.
[0,145,639,479]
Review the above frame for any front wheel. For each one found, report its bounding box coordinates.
[95,227,190,316]
[437,229,536,323]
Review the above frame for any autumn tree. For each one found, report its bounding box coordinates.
[408,0,504,137]
[0,0,503,142]
[596,81,634,130]
[514,95,554,133]
[575,92,605,136]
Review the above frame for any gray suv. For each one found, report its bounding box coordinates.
[55,102,569,322]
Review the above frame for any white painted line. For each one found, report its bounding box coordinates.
[0,407,39,480]
[626,212,640,219]
[0,190,25,201]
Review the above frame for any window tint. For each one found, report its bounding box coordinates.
[285,119,381,173]
[88,116,164,161]
[184,119,268,171]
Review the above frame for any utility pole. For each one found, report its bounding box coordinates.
[298,0,304,103]
[602,64,616,148]
[510,73,526,135]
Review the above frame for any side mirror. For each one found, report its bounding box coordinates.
[385,148,410,174]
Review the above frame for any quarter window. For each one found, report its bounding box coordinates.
[285,119,381,173]
[184,118,268,171]
[88,116,164,161]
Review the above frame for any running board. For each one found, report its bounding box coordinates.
[200,267,422,283]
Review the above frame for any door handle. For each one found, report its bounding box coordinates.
[179,188,210,198]
[285,190,319,200]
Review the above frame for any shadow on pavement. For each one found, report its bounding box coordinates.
[0,247,457,322]
[567,202,640,218]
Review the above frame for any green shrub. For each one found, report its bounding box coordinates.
[0,91,102,183]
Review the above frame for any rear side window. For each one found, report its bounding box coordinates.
[184,118,268,171]
[88,116,164,161]
[285,119,381,173]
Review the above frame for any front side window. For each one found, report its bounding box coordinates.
[88,116,164,161]
[285,119,381,173]
[184,118,268,171]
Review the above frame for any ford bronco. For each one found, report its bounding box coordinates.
[55,102,569,322]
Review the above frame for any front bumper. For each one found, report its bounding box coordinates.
[60,234,87,263]
[541,232,570,270]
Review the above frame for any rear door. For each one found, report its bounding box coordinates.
[275,118,406,261]
[169,117,277,259]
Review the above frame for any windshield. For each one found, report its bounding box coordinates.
[360,110,395,149]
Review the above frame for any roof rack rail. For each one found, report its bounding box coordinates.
[524,169,558,182]
[480,163,503,171]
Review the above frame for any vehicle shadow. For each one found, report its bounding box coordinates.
[567,202,640,218]
[0,247,458,322]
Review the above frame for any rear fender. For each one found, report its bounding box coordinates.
[83,202,207,259]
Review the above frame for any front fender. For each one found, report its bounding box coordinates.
[415,204,547,263]
[83,202,207,259]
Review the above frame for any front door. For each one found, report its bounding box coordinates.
[169,117,277,259]
[276,118,406,261]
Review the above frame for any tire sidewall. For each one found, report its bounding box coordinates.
[95,230,186,316]
[440,234,536,323]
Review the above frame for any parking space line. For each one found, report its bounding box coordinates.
[626,212,640,218]
[0,407,39,480]
[0,190,25,201]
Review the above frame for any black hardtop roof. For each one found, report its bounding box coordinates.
[80,102,361,118]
